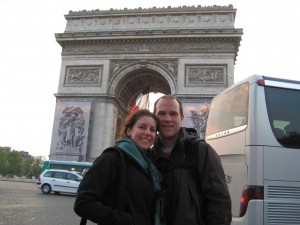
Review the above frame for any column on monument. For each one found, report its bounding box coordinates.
[89,101,118,161]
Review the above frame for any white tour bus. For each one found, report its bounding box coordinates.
[205,75,300,225]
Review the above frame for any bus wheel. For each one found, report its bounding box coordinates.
[42,184,51,194]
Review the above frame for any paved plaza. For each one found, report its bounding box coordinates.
[0,180,94,225]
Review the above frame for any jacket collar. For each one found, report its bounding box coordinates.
[153,127,199,158]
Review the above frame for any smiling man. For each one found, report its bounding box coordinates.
[152,95,232,225]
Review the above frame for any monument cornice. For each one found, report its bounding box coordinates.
[54,94,125,109]
[66,5,235,17]
[58,36,241,46]
[62,5,238,33]
[56,28,243,42]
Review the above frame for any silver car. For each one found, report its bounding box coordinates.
[37,169,83,194]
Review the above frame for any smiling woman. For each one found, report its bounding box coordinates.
[125,115,158,150]
[74,108,165,225]
[118,108,160,149]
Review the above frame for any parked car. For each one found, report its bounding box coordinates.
[37,169,83,194]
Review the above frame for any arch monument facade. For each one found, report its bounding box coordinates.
[49,5,243,162]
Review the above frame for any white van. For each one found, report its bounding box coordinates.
[37,169,83,194]
[205,75,300,225]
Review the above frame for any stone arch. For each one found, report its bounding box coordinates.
[109,61,175,110]
[51,5,242,162]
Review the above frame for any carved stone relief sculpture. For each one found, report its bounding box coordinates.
[185,65,226,86]
[56,106,85,151]
[182,102,210,140]
[64,66,102,86]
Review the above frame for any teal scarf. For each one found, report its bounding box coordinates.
[116,138,165,225]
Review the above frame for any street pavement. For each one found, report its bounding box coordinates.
[0,180,94,225]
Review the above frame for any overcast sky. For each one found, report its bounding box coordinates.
[0,0,299,158]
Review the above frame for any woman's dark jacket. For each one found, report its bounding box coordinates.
[74,147,155,225]
[151,127,232,225]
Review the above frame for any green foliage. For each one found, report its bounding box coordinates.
[0,146,44,178]
[22,157,34,176]
[0,148,8,174]
[7,151,23,176]
[32,156,43,177]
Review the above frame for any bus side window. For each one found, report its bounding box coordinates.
[206,82,249,136]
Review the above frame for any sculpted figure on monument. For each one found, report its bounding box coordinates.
[56,106,85,151]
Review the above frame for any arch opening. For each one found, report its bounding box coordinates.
[114,68,171,111]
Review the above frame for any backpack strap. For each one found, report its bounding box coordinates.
[79,147,127,225]
[114,146,127,209]
[80,218,87,225]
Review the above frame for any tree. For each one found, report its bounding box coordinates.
[22,157,34,177]
[0,148,8,175]
[7,151,22,176]
[0,146,44,178]
[32,156,43,178]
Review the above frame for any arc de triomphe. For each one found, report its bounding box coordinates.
[49,5,243,162]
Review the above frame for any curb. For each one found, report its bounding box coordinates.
[0,178,37,183]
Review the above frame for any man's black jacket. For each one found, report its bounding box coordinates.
[151,127,232,225]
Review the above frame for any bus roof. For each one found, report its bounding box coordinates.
[44,160,92,166]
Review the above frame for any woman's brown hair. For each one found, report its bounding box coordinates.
[118,109,160,138]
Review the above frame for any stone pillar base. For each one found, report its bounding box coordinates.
[55,146,84,161]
